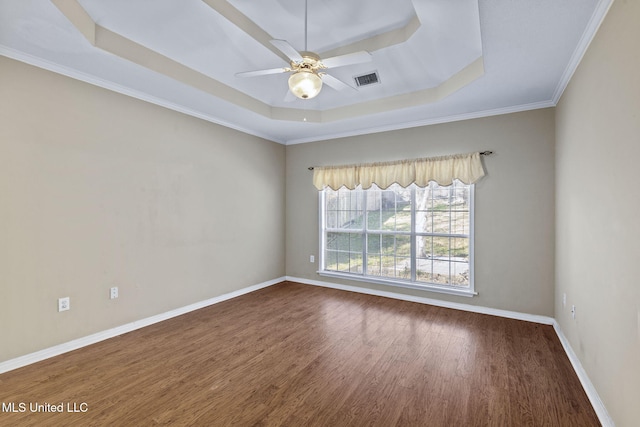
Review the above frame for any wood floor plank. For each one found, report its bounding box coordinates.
[0,281,600,426]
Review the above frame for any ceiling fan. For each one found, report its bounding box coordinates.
[235,0,372,100]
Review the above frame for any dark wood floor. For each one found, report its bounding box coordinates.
[0,281,599,426]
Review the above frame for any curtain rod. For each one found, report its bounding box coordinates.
[307,151,493,171]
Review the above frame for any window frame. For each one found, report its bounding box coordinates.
[318,182,476,297]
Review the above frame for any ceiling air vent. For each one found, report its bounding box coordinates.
[354,71,380,87]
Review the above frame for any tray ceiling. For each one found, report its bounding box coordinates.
[0,0,611,144]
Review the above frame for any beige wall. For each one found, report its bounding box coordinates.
[0,57,286,362]
[286,109,556,316]
[5,2,636,420]
[555,0,640,425]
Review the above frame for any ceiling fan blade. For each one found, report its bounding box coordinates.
[270,39,303,63]
[321,51,372,69]
[321,74,355,91]
[235,67,289,78]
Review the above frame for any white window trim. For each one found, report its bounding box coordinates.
[318,184,477,298]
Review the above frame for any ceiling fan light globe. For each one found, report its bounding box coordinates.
[288,71,322,99]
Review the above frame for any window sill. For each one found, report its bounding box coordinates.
[317,271,477,298]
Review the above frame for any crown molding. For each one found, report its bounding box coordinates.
[0,45,284,144]
[285,100,555,145]
[552,0,615,104]
[0,44,554,147]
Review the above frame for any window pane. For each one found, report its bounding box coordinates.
[366,184,412,232]
[416,258,431,282]
[325,189,338,207]
[416,257,443,284]
[451,258,470,286]
[395,209,411,232]
[451,237,469,260]
[396,235,411,256]
[322,181,473,291]
[326,232,339,250]
[324,250,338,271]
[432,183,450,203]
[336,250,351,272]
[417,235,450,259]
[326,210,338,229]
[367,234,381,254]
[431,210,450,234]
[450,183,470,235]
[327,188,363,230]
[415,186,431,209]
[451,237,470,287]
[349,233,363,252]
[451,209,469,235]
[416,185,433,233]
[431,259,451,285]
[381,207,396,230]
[380,255,395,278]
[367,253,382,276]
[366,234,411,279]
[339,211,363,230]
[325,189,338,228]
[416,210,431,233]
[414,235,471,287]
[396,257,412,279]
[324,232,363,273]
[349,251,363,274]
[416,235,430,259]
[375,254,411,280]
[453,184,470,211]
[366,209,381,230]
[366,190,382,230]
[416,236,450,284]
[381,234,396,254]
[432,236,450,259]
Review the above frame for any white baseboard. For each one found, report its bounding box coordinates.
[2,275,613,427]
[0,277,284,375]
[286,276,554,325]
[286,275,613,427]
[552,321,614,427]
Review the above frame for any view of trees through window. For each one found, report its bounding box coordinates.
[322,181,472,288]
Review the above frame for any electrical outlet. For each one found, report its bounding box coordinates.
[571,305,576,319]
[562,293,566,307]
[58,297,70,312]
[110,287,118,299]
[310,255,315,263]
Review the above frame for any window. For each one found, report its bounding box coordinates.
[319,180,475,296]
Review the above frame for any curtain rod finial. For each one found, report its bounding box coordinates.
[308,167,314,171]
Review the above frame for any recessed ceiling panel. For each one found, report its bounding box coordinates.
[78,0,279,85]
[228,0,417,53]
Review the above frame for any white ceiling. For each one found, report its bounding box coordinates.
[0,0,611,144]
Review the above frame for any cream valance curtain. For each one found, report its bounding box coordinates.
[313,152,485,190]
